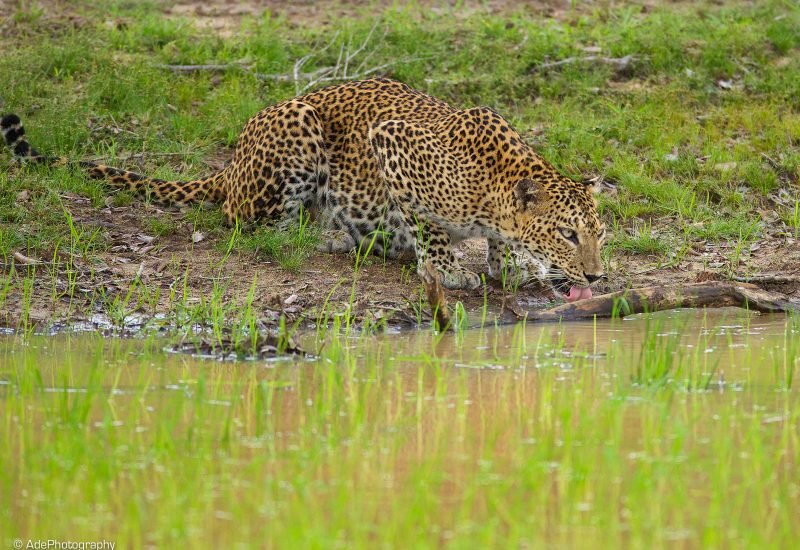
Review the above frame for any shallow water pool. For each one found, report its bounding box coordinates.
[1,309,798,547]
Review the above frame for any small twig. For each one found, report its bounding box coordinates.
[345,20,380,76]
[255,66,335,82]
[297,30,343,94]
[343,36,352,79]
[293,54,312,95]
[299,57,423,92]
[761,153,799,185]
[513,32,529,51]
[154,63,251,73]
[761,153,781,170]
[420,260,451,332]
[532,54,637,72]
[354,46,378,76]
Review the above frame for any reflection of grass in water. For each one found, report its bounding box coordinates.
[1,314,798,547]
[622,314,721,390]
[774,313,800,389]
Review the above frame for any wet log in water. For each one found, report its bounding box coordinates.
[422,274,799,328]
[516,281,800,322]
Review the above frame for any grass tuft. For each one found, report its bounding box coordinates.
[235,215,321,271]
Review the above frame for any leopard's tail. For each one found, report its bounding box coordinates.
[1,113,225,205]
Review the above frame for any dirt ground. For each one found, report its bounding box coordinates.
[4,187,799,332]
[164,0,582,33]
[162,0,718,34]
[0,1,712,37]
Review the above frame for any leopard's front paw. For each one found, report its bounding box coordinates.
[438,266,482,290]
[318,230,356,254]
[488,253,545,287]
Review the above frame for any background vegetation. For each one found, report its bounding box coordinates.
[1,0,798,266]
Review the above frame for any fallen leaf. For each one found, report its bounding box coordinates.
[192,231,205,243]
[284,294,299,305]
[154,259,170,274]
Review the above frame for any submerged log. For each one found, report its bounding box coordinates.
[516,281,800,322]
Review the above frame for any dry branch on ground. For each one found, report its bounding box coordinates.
[530,54,638,73]
[731,274,800,284]
[420,261,451,331]
[154,20,423,94]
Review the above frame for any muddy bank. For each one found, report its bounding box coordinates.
[3,192,799,333]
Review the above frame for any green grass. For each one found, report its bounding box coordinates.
[143,214,178,237]
[610,222,672,256]
[0,0,798,270]
[233,214,322,271]
[784,198,800,236]
[0,310,798,547]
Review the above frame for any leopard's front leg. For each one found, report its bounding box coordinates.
[414,220,482,290]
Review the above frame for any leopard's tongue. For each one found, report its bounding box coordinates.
[566,285,593,303]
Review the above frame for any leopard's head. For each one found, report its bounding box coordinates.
[513,175,606,293]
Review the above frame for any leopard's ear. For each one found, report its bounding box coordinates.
[515,178,550,213]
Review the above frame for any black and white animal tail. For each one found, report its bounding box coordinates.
[1,113,44,160]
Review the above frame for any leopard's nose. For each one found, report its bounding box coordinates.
[584,272,604,284]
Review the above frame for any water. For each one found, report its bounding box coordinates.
[1,309,798,547]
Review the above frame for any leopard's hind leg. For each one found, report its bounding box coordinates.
[222,100,329,226]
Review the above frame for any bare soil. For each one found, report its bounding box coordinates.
[3,187,799,332]
[0,1,715,39]
[160,0,731,36]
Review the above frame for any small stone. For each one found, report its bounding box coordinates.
[717,79,734,90]
[713,162,737,172]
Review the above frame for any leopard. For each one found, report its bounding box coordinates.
[2,78,605,297]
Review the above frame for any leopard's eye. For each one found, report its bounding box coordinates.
[559,228,579,245]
